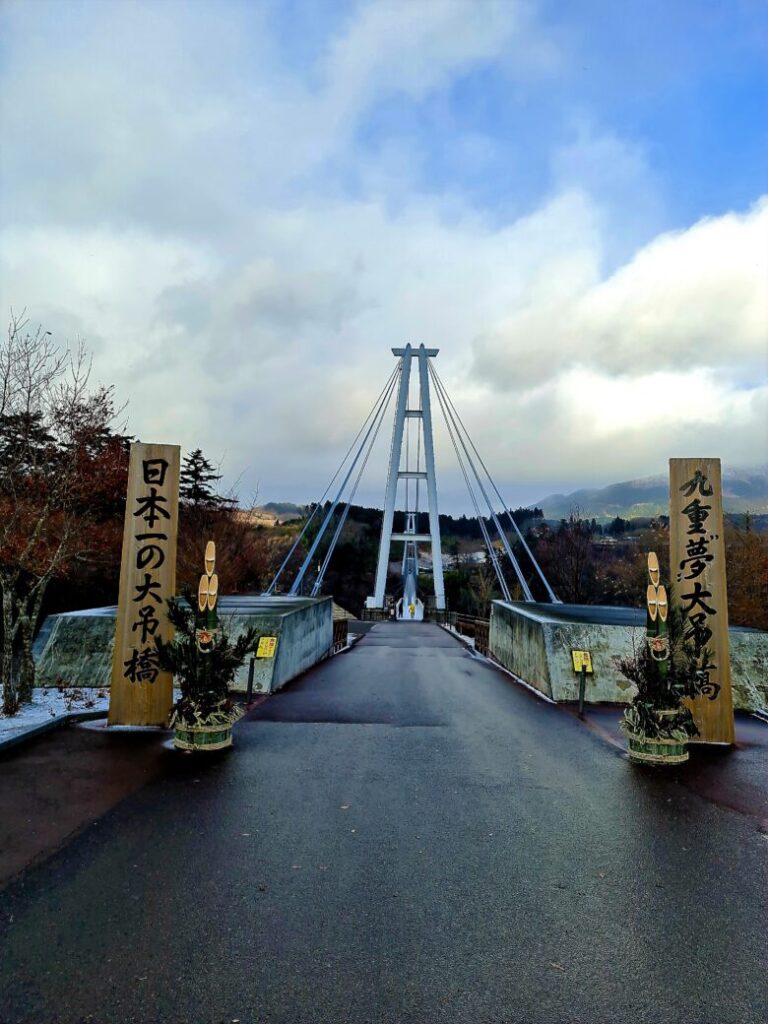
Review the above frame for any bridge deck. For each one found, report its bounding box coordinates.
[245,622,463,724]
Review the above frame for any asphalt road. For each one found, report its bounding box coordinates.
[1,622,766,1024]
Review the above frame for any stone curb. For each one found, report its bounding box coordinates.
[0,709,109,756]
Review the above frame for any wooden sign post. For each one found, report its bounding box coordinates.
[669,457,734,744]
[108,443,180,726]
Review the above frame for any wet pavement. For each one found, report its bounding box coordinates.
[563,702,768,830]
[0,723,171,886]
[0,622,766,1024]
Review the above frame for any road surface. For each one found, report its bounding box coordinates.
[1,622,765,1023]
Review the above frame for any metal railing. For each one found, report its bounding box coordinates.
[331,618,349,653]
[359,606,459,626]
[355,607,489,654]
[453,614,490,655]
[359,607,390,622]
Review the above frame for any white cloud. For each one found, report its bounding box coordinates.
[440,367,768,498]
[324,0,526,110]
[0,0,766,511]
[576,199,768,378]
[471,197,768,391]
[6,188,764,509]
[551,121,665,264]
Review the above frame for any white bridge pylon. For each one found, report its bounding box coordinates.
[368,344,445,614]
[265,342,558,608]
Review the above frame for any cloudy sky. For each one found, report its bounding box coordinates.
[1,0,766,512]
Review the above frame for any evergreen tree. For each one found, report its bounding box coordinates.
[179,449,233,511]
[608,515,627,537]
[0,411,56,478]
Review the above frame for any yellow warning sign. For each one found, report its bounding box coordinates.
[256,636,278,659]
[571,650,593,674]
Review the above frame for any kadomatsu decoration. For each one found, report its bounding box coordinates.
[155,541,258,751]
[618,551,710,765]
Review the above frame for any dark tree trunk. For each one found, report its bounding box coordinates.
[2,584,18,715]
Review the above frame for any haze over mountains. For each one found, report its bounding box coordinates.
[257,468,768,525]
[535,467,768,522]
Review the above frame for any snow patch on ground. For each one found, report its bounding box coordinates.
[78,717,174,734]
[0,687,109,744]
[442,625,477,649]
[0,688,184,745]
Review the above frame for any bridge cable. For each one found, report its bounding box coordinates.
[430,369,511,602]
[405,399,410,527]
[410,390,422,581]
[379,364,403,558]
[433,379,510,602]
[289,366,401,596]
[310,368,399,596]
[429,364,534,601]
[430,364,531,599]
[265,364,400,595]
[429,365,559,603]
[415,388,422,517]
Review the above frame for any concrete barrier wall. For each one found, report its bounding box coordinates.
[225,597,334,694]
[34,596,334,695]
[489,604,553,699]
[34,609,115,688]
[489,601,768,712]
[730,630,768,712]
[269,598,334,693]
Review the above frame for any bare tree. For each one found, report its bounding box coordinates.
[468,556,499,617]
[0,313,117,713]
[535,506,596,604]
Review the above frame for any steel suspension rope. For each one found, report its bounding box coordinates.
[310,369,399,596]
[265,364,400,595]
[429,364,558,603]
[415,388,422,518]
[430,369,511,602]
[405,401,410,524]
[379,362,404,555]
[289,366,401,596]
[429,364,534,601]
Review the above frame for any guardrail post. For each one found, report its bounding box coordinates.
[246,657,255,703]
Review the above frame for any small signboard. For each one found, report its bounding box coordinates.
[256,636,278,659]
[571,650,593,674]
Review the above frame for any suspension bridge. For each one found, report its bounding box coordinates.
[35,343,762,709]
[266,343,558,617]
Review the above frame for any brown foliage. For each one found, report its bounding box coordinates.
[0,315,128,712]
[176,506,298,595]
[725,518,768,630]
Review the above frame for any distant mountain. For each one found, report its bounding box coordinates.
[537,467,768,522]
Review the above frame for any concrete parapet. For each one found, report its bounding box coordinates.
[489,601,768,712]
[34,596,334,695]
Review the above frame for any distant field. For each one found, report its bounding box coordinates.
[233,507,303,528]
